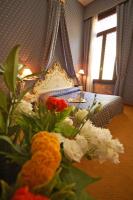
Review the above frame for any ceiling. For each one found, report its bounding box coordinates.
[78,0,94,6]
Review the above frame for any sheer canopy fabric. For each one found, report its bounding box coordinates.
[42,0,76,79]
[60,7,76,78]
[42,0,61,70]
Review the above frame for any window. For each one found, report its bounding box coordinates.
[91,9,117,81]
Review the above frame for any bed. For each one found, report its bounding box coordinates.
[25,62,123,127]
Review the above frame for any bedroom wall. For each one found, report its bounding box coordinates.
[0,0,48,72]
[65,0,84,71]
[0,0,83,73]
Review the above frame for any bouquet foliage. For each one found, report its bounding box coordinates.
[0,46,124,200]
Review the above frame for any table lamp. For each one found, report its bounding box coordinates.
[21,68,32,79]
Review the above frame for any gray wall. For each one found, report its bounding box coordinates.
[65,0,84,71]
[0,0,48,72]
[0,0,83,73]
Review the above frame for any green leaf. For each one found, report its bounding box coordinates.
[0,111,5,132]
[56,107,73,122]
[21,114,41,129]
[66,190,95,200]
[16,114,43,145]
[0,151,28,165]
[51,183,76,200]
[17,84,33,102]
[0,90,8,112]
[4,45,20,93]
[0,135,26,156]
[89,102,103,116]
[61,165,98,194]
[54,122,77,138]
[76,191,95,200]
[0,64,4,74]
[0,180,12,200]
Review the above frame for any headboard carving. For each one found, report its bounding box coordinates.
[33,62,74,95]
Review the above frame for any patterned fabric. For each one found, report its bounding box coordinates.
[60,6,77,78]
[0,0,48,71]
[42,0,61,70]
[91,95,123,127]
[114,0,133,105]
[42,0,77,79]
[44,88,123,127]
[40,87,80,99]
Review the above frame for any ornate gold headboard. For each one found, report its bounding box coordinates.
[33,62,74,95]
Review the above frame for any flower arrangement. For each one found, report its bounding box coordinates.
[11,187,49,200]
[0,46,124,200]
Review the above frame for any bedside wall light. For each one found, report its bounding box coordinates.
[78,69,85,75]
[19,68,34,91]
[21,68,32,78]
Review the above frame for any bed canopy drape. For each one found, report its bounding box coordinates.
[42,0,76,79]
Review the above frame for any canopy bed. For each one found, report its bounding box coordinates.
[25,62,123,127]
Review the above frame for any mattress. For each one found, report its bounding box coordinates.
[40,87,123,127]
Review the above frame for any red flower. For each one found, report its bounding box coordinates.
[11,187,49,200]
[46,97,68,112]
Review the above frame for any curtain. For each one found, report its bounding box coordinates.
[114,0,133,96]
[60,6,76,78]
[82,18,93,91]
[42,0,61,71]
[42,0,77,80]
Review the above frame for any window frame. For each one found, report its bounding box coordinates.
[94,8,117,82]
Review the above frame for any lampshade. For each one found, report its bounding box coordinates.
[21,68,32,78]
[78,69,84,75]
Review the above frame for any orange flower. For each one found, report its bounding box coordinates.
[20,131,61,189]
[31,131,60,154]
[20,157,54,188]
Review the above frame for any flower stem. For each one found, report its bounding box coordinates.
[5,93,15,135]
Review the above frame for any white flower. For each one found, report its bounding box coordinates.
[64,139,83,162]
[80,120,124,164]
[53,118,124,164]
[63,117,73,126]
[75,109,88,123]
[64,138,85,162]
[53,133,88,162]
[15,100,33,114]
[53,133,65,143]
[75,134,88,154]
